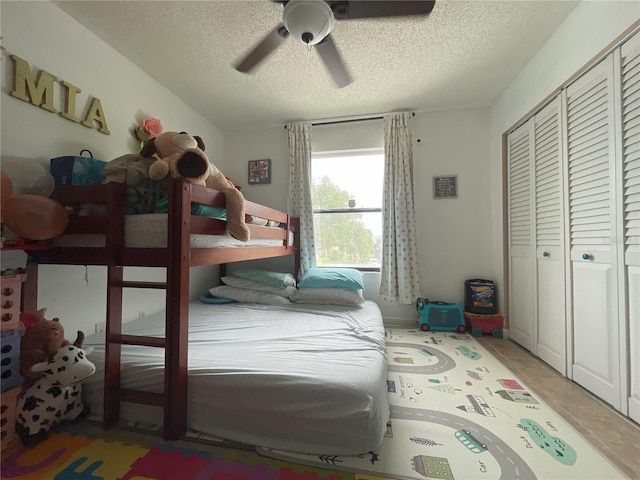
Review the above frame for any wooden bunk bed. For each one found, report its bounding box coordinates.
[24,178,297,441]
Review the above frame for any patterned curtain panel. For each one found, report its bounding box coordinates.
[287,121,317,276]
[380,112,421,303]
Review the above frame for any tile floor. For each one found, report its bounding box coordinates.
[477,335,640,479]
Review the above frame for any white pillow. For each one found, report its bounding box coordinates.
[221,276,297,299]
[232,268,297,287]
[293,287,365,306]
[208,285,291,305]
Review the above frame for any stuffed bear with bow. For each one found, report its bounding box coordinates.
[20,309,84,381]
[142,131,250,242]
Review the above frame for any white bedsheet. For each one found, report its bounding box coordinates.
[82,300,390,455]
[53,213,292,248]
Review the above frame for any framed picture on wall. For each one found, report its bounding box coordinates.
[433,175,457,198]
[248,159,271,184]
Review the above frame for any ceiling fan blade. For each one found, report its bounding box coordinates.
[316,34,351,88]
[235,25,290,73]
[331,0,435,20]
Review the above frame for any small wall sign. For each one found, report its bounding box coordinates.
[433,175,457,199]
[248,159,271,184]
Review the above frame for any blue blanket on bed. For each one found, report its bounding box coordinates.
[154,197,227,219]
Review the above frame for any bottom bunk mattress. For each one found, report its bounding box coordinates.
[82,300,390,455]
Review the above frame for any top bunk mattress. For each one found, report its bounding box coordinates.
[52,213,293,248]
[82,300,390,455]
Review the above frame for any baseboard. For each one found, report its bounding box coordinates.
[629,397,640,424]
[382,317,417,328]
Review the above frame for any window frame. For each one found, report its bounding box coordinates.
[311,148,384,272]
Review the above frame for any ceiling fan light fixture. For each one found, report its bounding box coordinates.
[282,0,334,46]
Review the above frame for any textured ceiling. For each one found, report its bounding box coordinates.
[53,0,579,131]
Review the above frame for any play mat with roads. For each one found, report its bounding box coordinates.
[260,328,625,480]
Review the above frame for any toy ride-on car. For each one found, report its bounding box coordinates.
[416,299,466,333]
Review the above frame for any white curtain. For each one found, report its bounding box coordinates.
[379,112,421,303]
[287,121,317,276]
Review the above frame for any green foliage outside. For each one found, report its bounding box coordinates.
[312,176,380,267]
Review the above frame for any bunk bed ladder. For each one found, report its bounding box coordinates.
[103,272,168,427]
[103,179,191,441]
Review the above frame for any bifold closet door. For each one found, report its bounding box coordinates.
[534,97,566,376]
[565,55,621,410]
[507,98,566,370]
[508,121,536,352]
[620,31,640,423]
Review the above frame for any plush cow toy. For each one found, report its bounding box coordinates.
[16,341,95,445]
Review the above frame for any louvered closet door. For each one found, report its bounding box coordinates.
[566,56,621,409]
[621,31,640,423]
[508,121,536,352]
[534,97,566,375]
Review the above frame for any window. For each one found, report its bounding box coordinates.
[311,149,384,270]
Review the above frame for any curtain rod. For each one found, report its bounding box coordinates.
[312,116,382,127]
[284,112,414,129]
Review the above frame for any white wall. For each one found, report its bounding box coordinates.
[414,110,493,304]
[1,1,224,335]
[224,126,290,211]
[489,0,639,324]
[224,108,493,325]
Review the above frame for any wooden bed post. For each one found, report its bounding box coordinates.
[165,178,190,439]
[104,265,123,429]
[103,182,126,431]
[292,217,301,280]
[22,262,39,314]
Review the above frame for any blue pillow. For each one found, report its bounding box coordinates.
[298,268,364,290]
[233,268,297,287]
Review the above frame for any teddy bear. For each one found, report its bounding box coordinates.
[140,131,250,242]
[19,309,84,381]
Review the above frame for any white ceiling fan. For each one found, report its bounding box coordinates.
[234,0,436,88]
